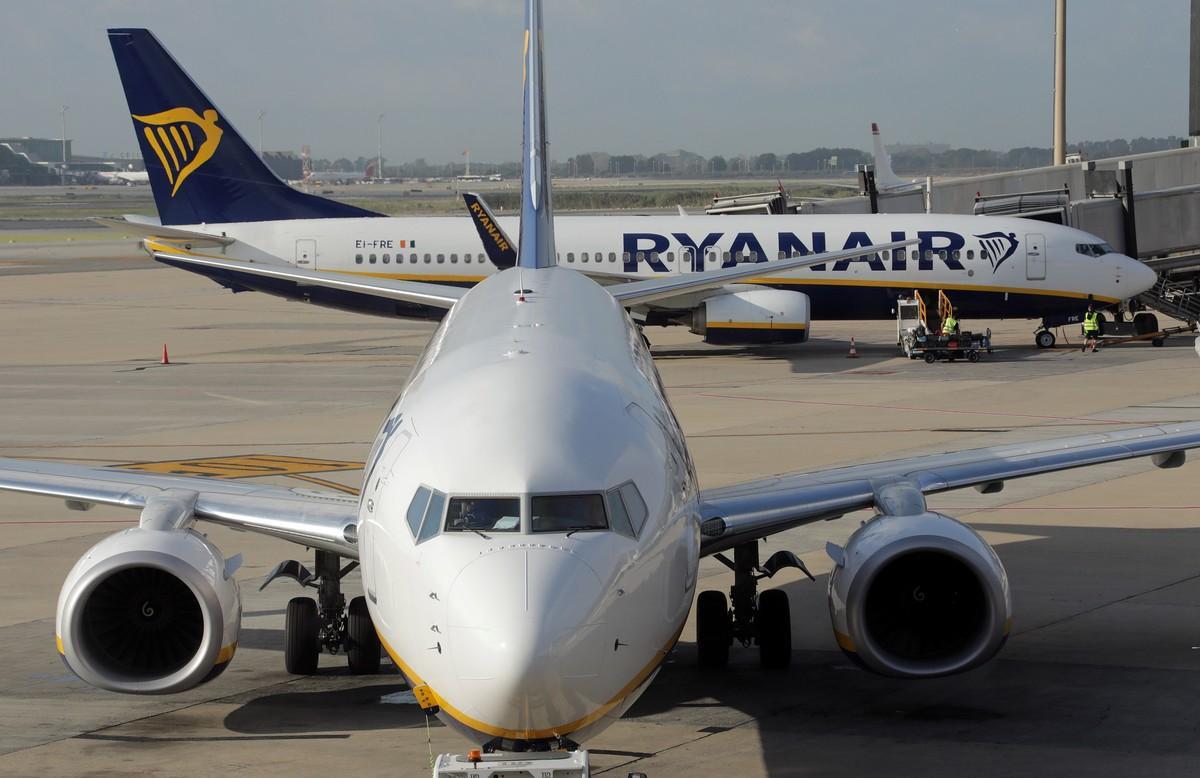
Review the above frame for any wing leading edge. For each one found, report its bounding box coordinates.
[699,421,1200,555]
[0,458,359,557]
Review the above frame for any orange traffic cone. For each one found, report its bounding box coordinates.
[161,343,170,365]
[847,337,858,358]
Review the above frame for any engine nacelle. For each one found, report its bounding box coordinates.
[828,512,1011,678]
[691,288,810,344]
[56,527,242,694]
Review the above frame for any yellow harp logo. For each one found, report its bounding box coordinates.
[132,107,223,197]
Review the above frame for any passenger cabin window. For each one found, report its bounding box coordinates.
[437,254,445,264]
[445,497,521,533]
[567,253,575,263]
[531,494,607,534]
[609,252,617,263]
[369,254,377,264]
[450,253,458,263]
[967,249,975,260]
[355,254,363,264]
[382,254,390,264]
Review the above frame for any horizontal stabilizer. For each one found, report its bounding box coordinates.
[93,216,235,247]
[144,240,465,310]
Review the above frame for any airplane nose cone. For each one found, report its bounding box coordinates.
[445,546,610,738]
[1125,255,1158,295]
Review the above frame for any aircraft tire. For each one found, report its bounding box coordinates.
[696,590,731,668]
[285,597,320,675]
[1036,330,1056,349]
[756,589,792,669]
[347,596,382,675]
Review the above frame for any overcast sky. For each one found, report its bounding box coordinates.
[3,0,1190,161]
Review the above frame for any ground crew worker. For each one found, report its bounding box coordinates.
[1082,304,1101,352]
[941,309,959,336]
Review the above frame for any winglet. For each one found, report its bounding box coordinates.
[516,0,555,269]
[463,192,517,269]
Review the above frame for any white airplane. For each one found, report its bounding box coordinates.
[4,5,1199,768]
[102,29,1155,349]
[97,169,150,186]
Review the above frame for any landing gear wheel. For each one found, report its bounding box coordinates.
[923,351,937,364]
[756,589,792,669]
[346,596,381,674]
[1035,330,1056,349]
[285,597,320,675]
[967,349,980,363]
[696,590,731,668]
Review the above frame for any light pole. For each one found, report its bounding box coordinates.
[60,105,69,185]
[258,110,266,158]
[377,113,384,181]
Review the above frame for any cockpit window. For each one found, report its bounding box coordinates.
[1076,242,1113,257]
[406,485,446,544]
[605,481,648,538]
[531,494,608,534]
[445,497,521,533]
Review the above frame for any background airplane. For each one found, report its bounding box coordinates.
[1,1,1199,768]
[102,28,1155,349]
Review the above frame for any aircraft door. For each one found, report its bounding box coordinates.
[1025,233,1046,280]
[295,239,316,268]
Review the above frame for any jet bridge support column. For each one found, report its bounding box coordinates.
[1119,160,1139,260]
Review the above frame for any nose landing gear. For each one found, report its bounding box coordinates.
[263,550,381,675]
[696,541,813,669]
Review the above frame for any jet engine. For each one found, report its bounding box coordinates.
[827,512,1010,678]
[691,288,810,344]
[55,526,242,694]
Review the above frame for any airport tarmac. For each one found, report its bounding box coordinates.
[1,244,1199,776]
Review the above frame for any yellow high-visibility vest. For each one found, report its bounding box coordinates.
[942,315,958,334]
[1083,311,1100,333]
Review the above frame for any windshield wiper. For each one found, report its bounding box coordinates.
[565,526,596,538]
[452,523,491,540]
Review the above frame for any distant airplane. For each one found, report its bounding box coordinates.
[5,2,1199,766]
[101,30,1156,349]
[870,122,924,192]
[97,169,149,186]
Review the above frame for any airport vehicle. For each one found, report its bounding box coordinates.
[4,6,1195,772]
[904,327,992,363]
[103,28,1156,347]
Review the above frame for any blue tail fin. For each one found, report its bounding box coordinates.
[516,0,555,269]
[107,28,382,226]
[462,192,516,269]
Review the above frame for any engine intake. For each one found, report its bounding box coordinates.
[56,527,241,694]
[828,512,1010,678]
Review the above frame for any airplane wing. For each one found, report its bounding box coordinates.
[94,215,236,247]
[144,239,466,310]
[0,458,359,557]
[698,421,1200,555]
[608,238,916,307]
